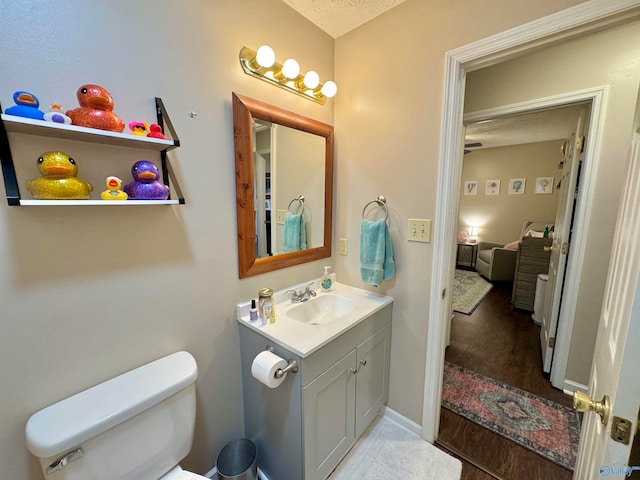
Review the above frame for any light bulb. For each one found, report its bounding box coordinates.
[303,71,320,89]
[281,58,300,79]
[255,45,275,68]
[321,81,338,98]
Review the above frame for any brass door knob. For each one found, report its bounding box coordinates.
[573,391,611,425]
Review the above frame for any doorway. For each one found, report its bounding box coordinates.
[438,102,590,477]
[422,0,640,447]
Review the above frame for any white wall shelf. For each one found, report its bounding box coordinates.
[1,114,177,151]
[0,97,184,206]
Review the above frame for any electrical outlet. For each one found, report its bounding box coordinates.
[339,238,348,255]
[276,209,287,225]
[408,219,432,243]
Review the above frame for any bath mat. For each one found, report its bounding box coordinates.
[452,269,493,315]
[329,415,462,479]
[441,362,581,470]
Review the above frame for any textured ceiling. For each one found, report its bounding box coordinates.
[464,105,584,151]
[281,0,409,38]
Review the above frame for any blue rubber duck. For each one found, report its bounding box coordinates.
[4,91,45,120]
[123,160,169,200]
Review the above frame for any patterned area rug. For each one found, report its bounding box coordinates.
[452,269,493,315]
[442,362,581,470]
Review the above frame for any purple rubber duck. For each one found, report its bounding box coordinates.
[123,160,169,200]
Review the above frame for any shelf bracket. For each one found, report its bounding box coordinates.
[0,101,21,205]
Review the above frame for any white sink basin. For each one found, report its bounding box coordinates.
[237,282,393,357]
[286,294,356,325]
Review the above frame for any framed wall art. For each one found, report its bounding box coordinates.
[464,180,478,196]
[535,177,554,194]
[509,178,526,195]
[485,179,500,195]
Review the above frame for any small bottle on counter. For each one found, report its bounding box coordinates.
[249,298,258,323]
[321,266,333,292]
[258,288,275,325]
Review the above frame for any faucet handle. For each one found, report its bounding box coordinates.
[306,282,317,297]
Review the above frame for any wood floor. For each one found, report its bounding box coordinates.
[436,280,575,480]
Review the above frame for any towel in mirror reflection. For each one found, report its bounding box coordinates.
[282,212,307,253]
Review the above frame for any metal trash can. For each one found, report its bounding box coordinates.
[532,273,548,325]
[216,438,258,480]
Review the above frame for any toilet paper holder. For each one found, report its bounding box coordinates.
[266,346,299,378]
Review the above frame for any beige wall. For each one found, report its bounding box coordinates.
[459,141,561,244]
[464,20,640,386]
[334,0,585,425]
[3,1,612,478]
[0,1,334,478]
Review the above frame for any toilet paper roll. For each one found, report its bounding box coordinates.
[251,351,288,388]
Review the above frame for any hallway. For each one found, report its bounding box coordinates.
[436,282,575,480]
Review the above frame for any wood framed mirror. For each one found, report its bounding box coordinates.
[233,93,333,278]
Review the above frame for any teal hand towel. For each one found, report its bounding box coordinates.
[282,211,307,252]
[360,219,395,287]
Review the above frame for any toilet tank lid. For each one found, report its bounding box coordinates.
[26,351,197,458]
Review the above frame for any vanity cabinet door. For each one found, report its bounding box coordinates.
[355,325,391,437]
[303,350,356,480]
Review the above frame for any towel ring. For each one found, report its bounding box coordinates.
[362,195,388,221]
[288,195,305,214]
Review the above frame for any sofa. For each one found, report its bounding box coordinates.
[475,241,518,281]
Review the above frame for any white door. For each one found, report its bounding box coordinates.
[540,107,588,374]
[573,122,640,478]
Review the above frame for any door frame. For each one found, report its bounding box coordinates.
[422,0,640,443]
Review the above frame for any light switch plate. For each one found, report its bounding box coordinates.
[276,209,287,225]
[339,238,348,255]
[408,219,431,243]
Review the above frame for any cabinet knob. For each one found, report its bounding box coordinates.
[544,245,553,252]
[360,359,367,366]
[349,368,358,374]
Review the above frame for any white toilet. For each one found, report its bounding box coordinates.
[25,351,209,480]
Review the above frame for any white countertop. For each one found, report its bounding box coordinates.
[237,281,393,358]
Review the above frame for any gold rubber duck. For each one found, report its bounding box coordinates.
[26,151,93,200]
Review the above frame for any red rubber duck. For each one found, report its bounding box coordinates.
[66,84,125,132]
[147,123,166,139]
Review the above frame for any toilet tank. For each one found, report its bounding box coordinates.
[26,351,198,480]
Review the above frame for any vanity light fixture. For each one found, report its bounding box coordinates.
[239,45,337,105]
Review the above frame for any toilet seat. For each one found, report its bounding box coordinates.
[160,466,209,480]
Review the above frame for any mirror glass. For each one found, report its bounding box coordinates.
[233,93,333,278]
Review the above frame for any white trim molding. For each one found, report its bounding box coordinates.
[564,379,589,396]
[382,406,423,437]
[422,0,640,443]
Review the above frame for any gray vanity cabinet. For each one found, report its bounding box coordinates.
[239,303,392,480]
[355,326,390,437]
[303,350,356,480]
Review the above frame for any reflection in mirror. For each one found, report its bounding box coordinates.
[253,121,325,257]
[233,93,333,278]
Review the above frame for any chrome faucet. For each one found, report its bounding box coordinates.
[286,283,317,303]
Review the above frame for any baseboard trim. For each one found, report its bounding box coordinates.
[563,379,588,396]
[381,406,423,437]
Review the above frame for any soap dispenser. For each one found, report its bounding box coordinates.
[321,266,333,292]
